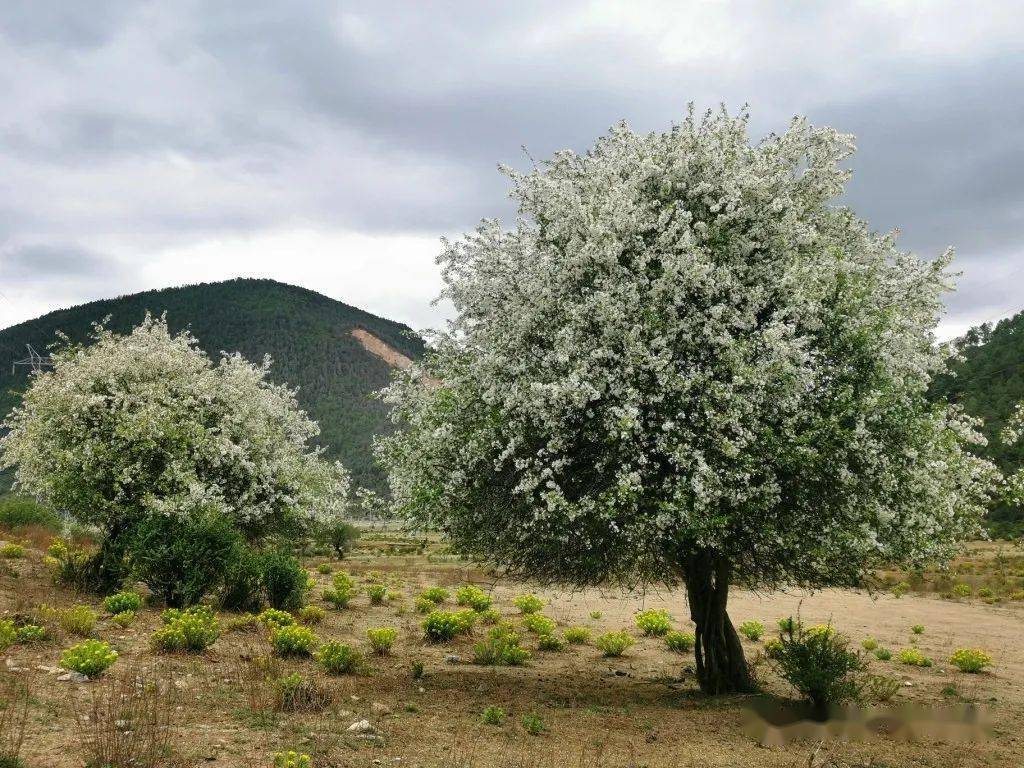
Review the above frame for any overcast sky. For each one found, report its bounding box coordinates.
[0,1,1021,339]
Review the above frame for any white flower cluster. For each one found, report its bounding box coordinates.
[378,108,998,589]
[0,315,349,535]
[1002,402,1024,506]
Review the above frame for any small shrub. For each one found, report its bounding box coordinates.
[59,639,118,678]
[423,610,476,642]
[367,627,398,655]
[513,594,543,614]
[862,674,901,703]
[977,586,994,599]
[59,605,97,637]
[481,705,506,725]
[274,751,312,768]
[0,543,25,559]
[738,620,765,641]
[419,586,450,604]
[892,582,909,598]
[537,633,564,651]
[521,712,545,736]
[219,545,265,613]
[911,624,925,635]
[478,608,501,625]
[103,590,142,615]
[665,630,695,653]
[589,610,602,620]
[225,613,260,632]
[563,626,591,645]
[777,616,800,633]
[0,494,61,531]
[634,609,671,637]
[522,613,556,635]
[770,625,865,709]
[456,585,493,612]
[473,624,530,666]
[14,624,47,644]
[315,563,333,575]
[952,583,972,598]
[861,638,879,651]
[806,624,835,639]
[262,550,307,611]
[258,608,295,629]
[297,605,326,625]
[45,538,95,591]
[763,638,783,656]
[411,660,425,679]
[414,596,435,614]
[110,610,136,628]
[317,640,362,674]
[949,648,992,673]
[152,606,219,652]
[1009,590,1024,601]
[874,648,892,661]
[270,625,318,657]
[0,619,15,650]
[322,572,358,609]
[318,519,360,558]
[274,672,331,713]
[366,584,389,605]
[896,648,932,667]
[595,631,634,657]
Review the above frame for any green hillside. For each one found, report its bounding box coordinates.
[0,278,423,493]
[931,310,1024,533]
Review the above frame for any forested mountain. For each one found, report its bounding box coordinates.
[931,310,1024,533]
[0,278,424,493]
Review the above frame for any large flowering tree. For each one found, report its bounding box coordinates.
[377,109,998,694]
[1,315,348,555]
[1002,402,1024,506]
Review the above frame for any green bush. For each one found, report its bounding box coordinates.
[521,712,545,736]
[481,705,506,725]
[419,586,450,605]
[896,648,932,667]
[315,563,333,575]
[455,585,493,611]
[366,584,388,605]
[45,538,97,591]
[537,633,564,651]
[323,572,358,609]
[595,631,634,657]
[152,606,220,652]
[0,620,15,650]
[665,630,695,653]
[738,620,764,641]
[861,638,879,651]
[423,609,476,642]
[563,626,591,645]
[297,605,326,625]
[219,545,265,613]
[261,549,307,611]
[367,627,398,655]
[225,613,260,632]
[977,586,994,599]
[270,625,318,657]
[1,542,25,558]
[317,519,360,558]
[874,648,892,661]
[911,624,925,635]
[111,610,136,628]
[103,590,142,614]
[478,608,501,625]
[949,648,992,673]
[769,625,866,709]
[129,510,243,608]
[952,583,972,598]
[317,640,362,674]
[473,624,530,666]
[777,616,801,633]
[862,674,901,703]
[59,605,97,637]
[274,751,312,768]
[634,609,671,637]
[59,639,118,678]
[258,608,295,629]
[273,672,331,712]
[512,594,543,614]
[522,613,555,635]
[0,494,61,531]
[589,610,602,620]
[14,623,47,644]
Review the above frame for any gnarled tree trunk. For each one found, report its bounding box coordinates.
[683,552,755,695]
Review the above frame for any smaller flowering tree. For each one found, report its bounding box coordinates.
[1002,402,1024,506]
[1,315,348,585]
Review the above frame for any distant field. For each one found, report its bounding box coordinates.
[1,527,1021,767]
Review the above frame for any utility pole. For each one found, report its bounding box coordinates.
[11,344,51,375]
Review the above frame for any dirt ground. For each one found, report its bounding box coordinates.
[1,534,1022,768]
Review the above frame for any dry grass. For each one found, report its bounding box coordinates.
[0,531,1020,766]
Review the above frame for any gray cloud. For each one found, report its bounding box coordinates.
[0,1,1021,335]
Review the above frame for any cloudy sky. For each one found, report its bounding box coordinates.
[0,1,1021,339]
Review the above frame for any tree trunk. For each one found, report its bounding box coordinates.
[683,553,755,695]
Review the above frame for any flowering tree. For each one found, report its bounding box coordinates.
[378,109,998,694]
[1,315,348,570]
[1002,403,1024,506]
